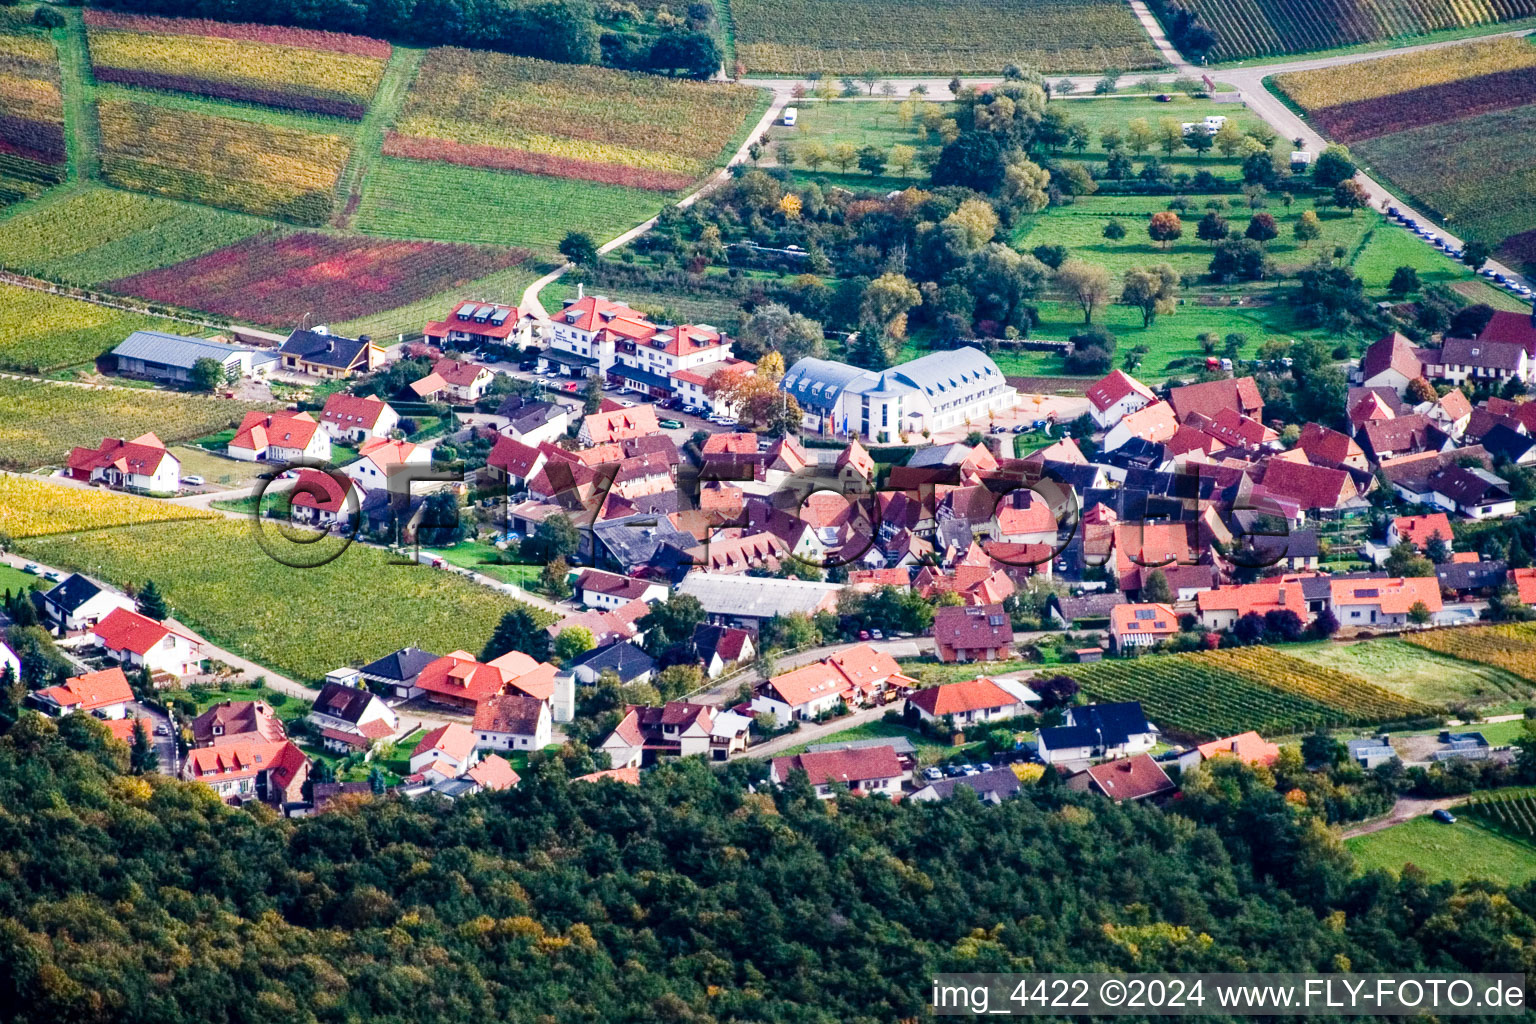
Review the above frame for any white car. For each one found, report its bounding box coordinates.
[181,475,205,486]
[620,400,636,408]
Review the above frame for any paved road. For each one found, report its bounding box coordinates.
[746,703,895,759]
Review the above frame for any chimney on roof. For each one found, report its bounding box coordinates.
[359,334,371,344]
[578,282,584,300]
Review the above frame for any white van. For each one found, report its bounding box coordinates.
[782,107,798,127]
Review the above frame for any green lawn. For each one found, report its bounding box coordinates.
[773,719,974,765]
[1346,815,1536,884]
[211,490,292,517]
[354,157,667,251]
[171,446,271,489]
[1348,222,1527,310]
[425,540,543,588]
[897,658,1035,685]
[183,683,308,719]
[1285,639,1536,708]
[0,563,45,598]
[764,100,927,181]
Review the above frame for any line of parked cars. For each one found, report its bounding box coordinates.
[1387,206,1532,298]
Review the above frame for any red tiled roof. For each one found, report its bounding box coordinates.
[1392,513,1453,551]
[1435,389,1472,422]
[907,677,1021,716]
[1297,422,1363,465]
[90,606,193,656]
[358,437,421,469]
[765,662,848,707]
[1476,309,1536,356]
[413,722,475,763]
[826,644,904,695]
[488,436,543,479]
[38,667,133,712]
[1512,567,1536,604]
[232,411,319,453]
[1168,377,1262,422]
[415,652,508,705]
[1330,576,1442,614]
[1115,400,1178,443]
[183,738,303,784]
[574,765,641,784]
[1259,459,1354,511]
[1196,580,1307,619]
[1197,731,1280,766]
[472,692,546,736]
[1360,331,1423,383]
[66,432,173,477]
[1081,754,1175,801]
[430,357,490,387]
[465,754,520,791]
[772,745,904,787]
[1110,602,1179,637]
[1086,369,1155,413]
[319,393,392,430]
[558,294,646,333]
[932,603,1014,650]
[424,300,520,341]
[582,405,659,444]
[288,468,353,513]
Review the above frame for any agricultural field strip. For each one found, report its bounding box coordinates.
[0,374,276,471]
[12,517,552,684]
[0,15,67,205]
[1273,35,1536,108]
[1404,624,1536,685]
[0,474,216,538]
[1066,647,1435,738]
[1467,793,1536,846]
[0,279,199,374]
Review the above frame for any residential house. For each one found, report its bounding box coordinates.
[601,701,752,767]
[1168,376,1263,422]
[414,649,561,715]
[1037,701,1159,765]
[66,433,181,493]
[1509,566,1536,604]
[463,754,522,792]
[573,766,642,784]
[1388,513,1454,554]
[111,329,276,383]
[579,405,659,446]
[343,437,430,492]
[560,640,656,688]
[409,723,479,778]
[1359,414,1449,462]
[1482,423,1536,466]
[39,573,134,633]
[1258,458,1359,517]
[1110,521,1204,594]
[318,393,398,443]
[31,667,134,719]
[611,320,733,398]
[1196,579,1310,632]
[547,600,651,652]
[472,692,553,752]
[905,677,1029,726]
[1086,369,1157,429]
[1421,389,1473,440]
[1435,557,1509,600]
[287,468,359,529]
[192,699,287,748]
[411,358,495,402]
[574,569,668,609]
[692,624,756,678]
[1348,735,1398,769]
[485,435,548,491]
[1422,337,1530,387]
[227,411,331,464]
[89,606,203,678]
[834,438,877,488]
[1066,753,1176,802]
[1329,576,1443,628]
[1427,465,1517,519]
[1358,331,1423,392]
[1103,400,1178,452]
[358,646,439,700]
[1296,422,1368,472]
[308,682,398,754]
[544,292,645,377]
[908,766,1022,803]
[750,662,848,726]
[769,744,908,798]
[181,739,309,806]
[276,327,383,378]
[933,603,1014,663]
[494,397,568,447]
[423,299,527,349]
[1109,602,1180,650]
[671,357,754,418]
[1190,730,1280,768]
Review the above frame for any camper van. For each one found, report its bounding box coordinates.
[782,107,798,127]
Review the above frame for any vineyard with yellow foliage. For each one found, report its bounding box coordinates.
[0,281,183,373]
[0,375,274,469]
[387,48,760,191]
[0,474,215,539]
[1404,623,1536,684]
[98,100,350,223]
[0,10,66,209]
[1274,36,1536,110]
[85,10,389,118]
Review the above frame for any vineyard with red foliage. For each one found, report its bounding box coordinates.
[105,233,531,326]
[1310,66,1536,142]
[0,20,66,206]
[82,10,391,58]
[92,68,369,119]
[381,133,696,192]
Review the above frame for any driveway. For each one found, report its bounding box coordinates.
[745,703,894,759]
[126,700,178,774]
[1337,796,1468,840]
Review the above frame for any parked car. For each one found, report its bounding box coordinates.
[858,630,871,641]
[1433,809,1457,824]
[21,563,38,574]
[922,767,944,782]
[43,570,62,582]
[181,475,205,486]
[620,400,636,408]
[1011,424,1027,433]
[977,762,995,773]
[658,419,684,429]
[870,628,884,640]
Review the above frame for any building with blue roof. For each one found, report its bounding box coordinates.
[780,346,1016,444]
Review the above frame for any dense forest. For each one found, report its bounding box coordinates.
[1,712,1533,1023]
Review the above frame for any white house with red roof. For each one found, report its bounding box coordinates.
[545,292,648,377]
[1086,369,1156,429]
[287,468,358,528]
[66,433,181,494]
[472,692,552,752]
[464,754,521,792]
[769,744,908,799]
[228,411,330,464]
[182,738,309,805]
[1103,400,1178,452]
[89,606,203,678]
[1329,576,1443,628]
[318,393,398,443]
[1388,512,1454,553]
[1109,602,1180,651]
[932,603,1014,663]
[409,723,479,780]
[672,357,753,417]
[411,357,496,402]
[343,437,430,492]
[423,300,528,349]
[579,404,659,446]
[906,677,1030,726]
[32,667,134,719]
[614,322,732,398]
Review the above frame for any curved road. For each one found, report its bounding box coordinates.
[519,17,1534,320]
